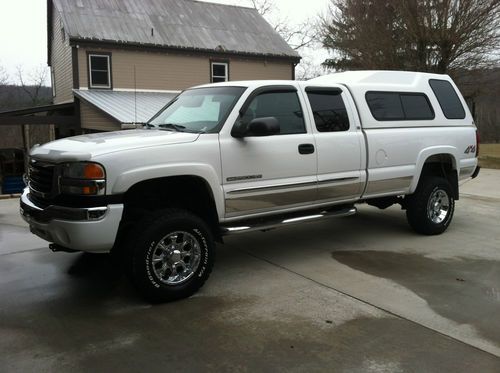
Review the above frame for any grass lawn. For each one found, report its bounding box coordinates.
[479,144,500,169]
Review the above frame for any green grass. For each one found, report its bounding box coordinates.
[479,144,500,169]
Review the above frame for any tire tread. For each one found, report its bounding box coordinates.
[406,176,455,235]
[125,208,215,303]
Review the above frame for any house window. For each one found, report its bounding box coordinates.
[89,54,111,89]
[211,62,228,83]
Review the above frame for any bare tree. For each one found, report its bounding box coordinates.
[251,0,315,50]
[250,0,273,17]
[320,0,500,73]
[16,65,49,106]
[251,0,322,80]
[276,20,317,51]
[295,53,328,80]
[0,64,9,86]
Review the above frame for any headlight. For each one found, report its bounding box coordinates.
[59,162,106,195]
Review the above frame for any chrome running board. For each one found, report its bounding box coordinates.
[221,206,357,235]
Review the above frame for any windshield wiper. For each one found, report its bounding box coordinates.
[158,123,186,132]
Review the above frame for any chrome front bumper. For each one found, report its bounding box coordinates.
[20,188,124,253]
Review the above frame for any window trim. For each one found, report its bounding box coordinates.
[239,85,297,116]
[365,91,435,121]
[305,86,343,94]
[428,79,466,120]
[51,68,56,98]
[210,60,229,83]
[88,52,112,89]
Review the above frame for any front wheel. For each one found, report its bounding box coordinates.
[405,176,455,235]
[127,209,215,303]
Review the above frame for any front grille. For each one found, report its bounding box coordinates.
[28,160,56,197]
[28,192,52,209]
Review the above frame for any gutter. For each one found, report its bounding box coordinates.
[69,38,302,63]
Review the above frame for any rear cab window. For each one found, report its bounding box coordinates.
[365,91,435,121]
[428,79,466,119]
[306,88,350,132]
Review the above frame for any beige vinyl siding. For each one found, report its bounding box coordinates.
[231,60,293,80]
[79,48,207,90]
[80,100,121,131]
[51,10,73,103]
[78,47,294,90]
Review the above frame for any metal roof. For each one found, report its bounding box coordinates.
[52,0,300,59]
[0,102,74,117]
[74,90,177,124]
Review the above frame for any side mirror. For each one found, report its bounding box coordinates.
[231,117,279,138]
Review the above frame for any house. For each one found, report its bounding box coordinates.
[0,0,300,193]
[48,0,300,132]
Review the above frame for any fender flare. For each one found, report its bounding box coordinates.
[111,163,224,219]
[410,146,459,194]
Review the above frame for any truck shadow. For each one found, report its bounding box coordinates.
[61,252,140,303]
[331,250,500,345]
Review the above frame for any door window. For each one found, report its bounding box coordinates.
[307,90,350,132]
[241,91,305,134]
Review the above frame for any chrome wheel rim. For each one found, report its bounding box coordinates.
[427,189,450,224]
[151,231,202,285]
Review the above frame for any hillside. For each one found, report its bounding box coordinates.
[0,85,52,112]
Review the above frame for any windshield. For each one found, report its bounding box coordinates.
[148,86,246,133]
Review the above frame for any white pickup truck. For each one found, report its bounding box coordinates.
[21,71,480,302]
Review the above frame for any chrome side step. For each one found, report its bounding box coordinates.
[221,206,357,235]
[49,243,79,253]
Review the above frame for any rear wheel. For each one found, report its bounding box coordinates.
[126,209,215,303]
[405,176,455,235]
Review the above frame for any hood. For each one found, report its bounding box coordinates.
[30,129,200,162]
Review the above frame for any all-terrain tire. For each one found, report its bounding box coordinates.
[406,176,455,235]
[126,208,215,303]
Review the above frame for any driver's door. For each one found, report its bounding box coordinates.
[219,86,317,219]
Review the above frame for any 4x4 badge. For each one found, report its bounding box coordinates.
[464,145,476,154]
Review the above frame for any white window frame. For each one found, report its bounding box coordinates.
[89,54,111,89]
[211,62,228,83]
[50,68,56,98]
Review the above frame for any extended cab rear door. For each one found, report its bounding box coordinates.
[219,85,317,219]
[301,84,365,203]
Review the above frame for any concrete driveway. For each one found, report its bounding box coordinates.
[1,171,499,372]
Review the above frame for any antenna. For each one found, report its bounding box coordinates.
[134,65,137,127]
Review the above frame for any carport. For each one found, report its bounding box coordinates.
[0,103,77,194]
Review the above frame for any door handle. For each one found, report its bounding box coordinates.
[298,143,315,155]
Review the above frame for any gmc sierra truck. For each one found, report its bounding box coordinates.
[20,71,480,302]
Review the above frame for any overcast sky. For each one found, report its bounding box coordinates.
[0,0,330,84]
